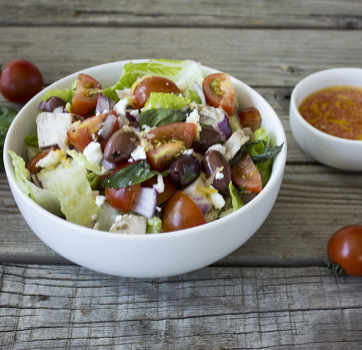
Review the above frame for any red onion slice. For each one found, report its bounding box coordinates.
[38,101,45,110]
[193,81,206,105]
[98,114,117,141]
[131,188,157,219]
[217,113,232,140]
[189,195,211,215]
[96,94,110,114]
[101,158,118,170]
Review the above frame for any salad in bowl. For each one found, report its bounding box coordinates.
[8,59,283,235]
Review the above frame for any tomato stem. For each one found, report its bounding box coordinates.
[326,258,344,277]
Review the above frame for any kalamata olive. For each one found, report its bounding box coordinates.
[201,150,231,196]
[43,96,66,112]
[103,129,138,163]
[192,127,221,154]
[170,155,200,186]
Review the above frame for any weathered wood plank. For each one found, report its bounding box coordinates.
[1,27,362,88]
[1,0,362,29]
[1,163,361,266]
[0,265,361,349]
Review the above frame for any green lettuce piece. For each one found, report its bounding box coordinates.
[86,171,101,191]
[146,216,162,233]
[8,150,62,216]
[102,59,204,102]
[229,182,244,211]
[66,150,108,176]
[52,162,99,226]
[95,202,124,232]
[143,93,190,111]
[42,80,77,103]
[0,106,17,167]
[24,134,41,161]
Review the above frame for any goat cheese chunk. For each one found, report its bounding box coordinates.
[36,112,82,150]
[153,174,165,194]
[224,128,252,161]
[110,214,147,234]
[129,145,146,162]
[83,141,103,167]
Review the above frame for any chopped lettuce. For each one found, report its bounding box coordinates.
[8,150,62,216]
[95,202,124,231]
[229,182,244,211]
[86,172,101,191]
[24,135,41,161]
[42,80,77,103]
[67,150,108,176]
[146,216,162,233]
[143,93,190,111]
[102,59,204,102]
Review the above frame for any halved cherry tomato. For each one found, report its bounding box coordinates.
[141,175,177,206]
[162,190,206,232]
[67,110,118,152]
[104,161,140,212]
[202,73,235,115]
[327,225,362,277]
[146,141,184,172]
[131,76,180,109]
[238,107,262,132]
[71,73,102,117]
[231,153,262,193]
[149,122,196,149]
[26,148,57,174]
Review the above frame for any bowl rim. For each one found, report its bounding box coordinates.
[4,59,287,241]
[290,67,362,145]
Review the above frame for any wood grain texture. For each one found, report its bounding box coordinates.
[1,163,361,266]
[1,0,362,29]
[0,265,362,349]
[1,27,362,88]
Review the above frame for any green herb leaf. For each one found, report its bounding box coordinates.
[229,142,250,167]
[24,134,38,147]
[180,164,197,185]
[86,171,101,191]
[0,106,18,167]
[139,108,189,130]
[250,141,284,164]
[229,182,245,211]
[102,160,163,189]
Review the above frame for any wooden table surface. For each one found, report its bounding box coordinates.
[1,1,362,349]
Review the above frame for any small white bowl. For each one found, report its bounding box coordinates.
[290,68,362,171]
[4,60,287,278]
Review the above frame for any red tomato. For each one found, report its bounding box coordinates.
[67,110,117,152]
[71,73,102,117]
[141,175,177,206]
[202,73,235,115]
[327,225,362,277]
[238,107,262,132]
[0,59,43,103]
[231,153,262,193]
[146,141,185,172]
[104,162,140,212]
[26,148,56,174]
[162,191,206,232]
[132,76,180,109]
[149,122,196,149]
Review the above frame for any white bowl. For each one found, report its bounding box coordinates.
[4,60,287,278]
[290,68,362,171]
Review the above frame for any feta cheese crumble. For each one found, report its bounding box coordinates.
[186,108,202,134]
[208,186,225,209]
[129,145,146,162]
[215,171,224,180]
[153,174,165,193]
[83,141,103,167]
[36,150,64,169]
[114,98,129,116]
[95,195,106,208]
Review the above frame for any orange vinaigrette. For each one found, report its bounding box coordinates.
[298,86,362,140]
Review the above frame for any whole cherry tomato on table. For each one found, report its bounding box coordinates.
[327,225,362,277]
[0,59,43,103]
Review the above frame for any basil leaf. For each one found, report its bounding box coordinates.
[102,160,160,189]
[229,142,250,167]
[180,164,198,185]
[0,106,18,167]
[24,134,39,147]
[139,108,189,130]
[251,141,284,164]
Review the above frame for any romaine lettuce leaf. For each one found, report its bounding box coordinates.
[42,80,77,103]
[143,93,190,111]
[67,150,108,176]
[229,181,244,211]
[102,59,204,102]
[24,134,41,161]
[95,202,124,232]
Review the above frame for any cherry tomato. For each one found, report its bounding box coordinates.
[104,162,140,212]
[231,153,262,193]
[162,190,206,232]
[327,225,362,277]
[149,122,196,149]
[202,73,235,115]
[0,59,43,103]
[141,175,177,206]
[238,107,262,132]
[71,74,102,117]
[26,148,56,174]
[131,76,180,109]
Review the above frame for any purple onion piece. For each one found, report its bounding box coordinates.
[98,114,117,141]
[193,81,206,105]
[126,110,139,122]
[31,173,43,189]
[53,106,64,113]
[63,106,68,113]
[38,101,45,110]
[96,94,110,114]
[131,188,157,219]
[101,158,118,170]
[109,98,116,111]
[188,195,211,215]
[217,113,232,140]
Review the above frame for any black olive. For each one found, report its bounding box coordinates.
[192,127,221,154]
[170,155,200,186]
[103,129,138,163]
